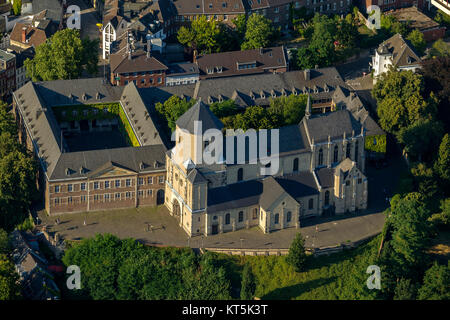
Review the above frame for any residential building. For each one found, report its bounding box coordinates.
[194,46,288,80]
[7,46,34,89]
[371,33,422,81]
[362,0,425,12]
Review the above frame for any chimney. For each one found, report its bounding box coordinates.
[127,43,131,60]
[259,47,263,55]
[193,50,198,63]
[147,40,151,58]
[22,27,27,43]
[304,69,310,81]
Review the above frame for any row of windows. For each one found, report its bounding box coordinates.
[52,176,164,193]
[212,208,259,225]
[124,77,163,85]
[53,190,156,205]
[317,142,359,166]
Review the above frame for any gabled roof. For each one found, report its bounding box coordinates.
[187,168,207,184]
[196,46,287,79]
[302,109,362,144]
[10,23,49,48]
[110,50,168,74]
[176,100,224,134]
[377,33,422,68]
[172,0,246,15]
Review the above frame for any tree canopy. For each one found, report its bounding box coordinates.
[417,261,450,300]
[24,29,99,81]
[177,16,221,54]
[241,13,276,50]
[286,233,307,272]
[155,96,196,132]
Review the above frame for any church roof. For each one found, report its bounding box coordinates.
[176,100,224,134]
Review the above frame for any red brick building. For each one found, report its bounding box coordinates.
[110,50,169,87]
[362,0,425,12]
[0,49,16,100]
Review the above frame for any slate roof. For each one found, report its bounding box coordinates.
[176,100,224,134]
[196,46,287,79]
[50,144,166,180]
[167,63,199,77]
[302,109,362,144]
[315,167,334,188]
[187,168,208,184]
[13,79,168,181]
[172,0,246,15]
[376,33,422,68]
[332,86,384,137]
[110,50,168,74]
[31,0,63,23]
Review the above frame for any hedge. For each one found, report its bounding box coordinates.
[365,134,386,153]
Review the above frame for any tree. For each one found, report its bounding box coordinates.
[397,119,443,162]
[155,96,196,132]
[0,229,7,254]
[372,68,436,135]
[24,29,99,81]
[12,0,21,16]
[241,14,275,50]
[429,39,450,58]
[393,278,417,300]
[407,29,426,55]
[429,198,450,230]
[0,254,20,300]
[209,100,239,118]
[240,264,256,300]
[389,194,432,277]
[268,94,307,125]
[380,15,409,37]
[420,57,450,131]
[308,14,336,67]
[418,261,450,300]
[232,14,247,46]
[434,134,450,193]
[177,16,221,54]
[286,233,307,272]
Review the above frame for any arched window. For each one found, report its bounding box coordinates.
[308,198,314,210]
[252,208,258,219]
[325,190,330,206]
[238,211,244,222]
[318,148,323,166]
[346,143,351,158]
[237,168,243,181]
[293,158,299,172]
[225,213,231,225]
[274,213,279,224]
[354,141,359,162]
[333,145,339,163]
[287,211,292,222]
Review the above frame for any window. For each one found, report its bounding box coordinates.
[68,196,73,204]
[293,158,299,172]
[115,179,120,188]
[115,193,121,200]
[157,77,162,83]
[237,168,243,182]
[80,195,86,203]
[325,190,330,206]
[104,193,110,201]
[346,143,351,158]
[308,198,314,210]
[238,211,244,222]
[213,216,217,220]
[159,176,164,184]
[318,148,324,166]
[126,179,131,187]
[358,178,362,184]
[94,194,100,201]
[148,177,153,184]
[253,208,258,219]
[355,141,359,161]
[346,180,350,186]
[225,213,231,225]
[334,145,339,163]
[147,189,153,197]
[138,178,144,185]
[54,185,60,193]
[274,213,279,224]
[287,211,292,222]
[54,198,59,205]
[94,182,99,190]
[68,184,73,192]
[105,181,110,189]
[126,192,131,199]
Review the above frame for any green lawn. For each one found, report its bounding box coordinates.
[213,235,381,300]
